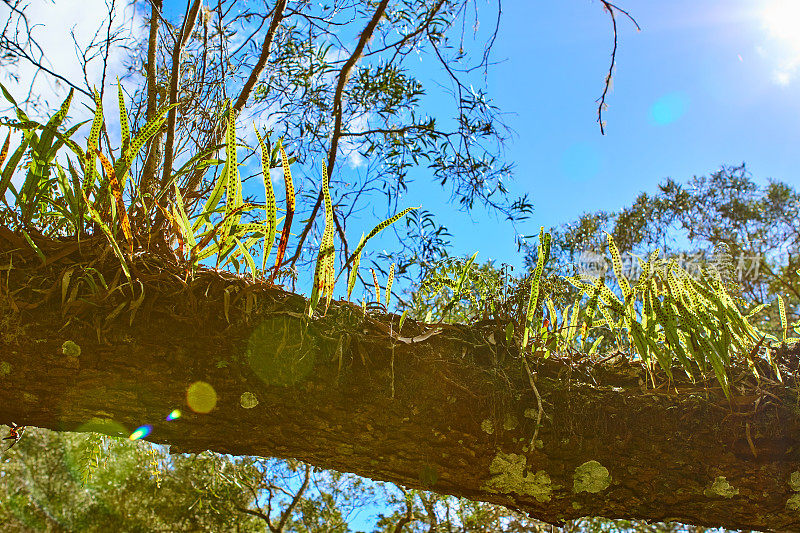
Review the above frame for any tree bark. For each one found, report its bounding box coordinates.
[159,0,203,191]
[139,0,164,197]
[1,237,799,532]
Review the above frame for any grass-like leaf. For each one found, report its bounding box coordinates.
[82,190,130,281]
[118,81,130,155]
[83,90,103,196]
[522,227,551,349]
[255,127,277,273]
[386,263,395,307]
[372,268,380,303]
[271,140,296,282]
[219,102,240,248]
[777,295,788,343]
[346,233,365,301]
[606,232,631,302]
[340,206,419,278]
[310,160,335,316]
[95,149,133,254]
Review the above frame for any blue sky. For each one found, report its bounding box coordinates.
[3,0,799,278]
[408,0,800,269]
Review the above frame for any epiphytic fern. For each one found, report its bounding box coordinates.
[386,263,395,307]
[565,234,776,397]
[255,128,277,274]
[270,140,295,282]
[310,160,336,316]
[340,206,418,298]
[523,228,551,349]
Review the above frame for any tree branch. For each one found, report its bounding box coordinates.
[285,0,391,270]
[232,0,287,115]
[183,0,289,197]
[276,464,311,531]
[596,1,640,135]
[139,0,163,198]
[159,0,203,191]
[1,242,799,531]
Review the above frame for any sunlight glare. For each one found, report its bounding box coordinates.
[760,0,800,51]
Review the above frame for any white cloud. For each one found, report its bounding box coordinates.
[773,70,792,86]
[0,0,144,134]
[240,101,283,148]
[339,111,372,169]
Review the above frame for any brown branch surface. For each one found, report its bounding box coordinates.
[1,236,799,532]
[139,0,164,196]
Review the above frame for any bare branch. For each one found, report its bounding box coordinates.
[286,0,391,270]
[139,0,163,196]
[596,1,640,135]
[275,464,311,532]
[160,0,203,190]
[232,0,287,114]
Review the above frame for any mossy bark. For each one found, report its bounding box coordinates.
[1,244,799,531]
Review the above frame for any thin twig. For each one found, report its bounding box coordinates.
[596,1,640,135]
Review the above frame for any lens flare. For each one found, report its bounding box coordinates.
[166,409,182,421]
[186,381,218,414]
[129,425,152,441]
[649,92,688,126]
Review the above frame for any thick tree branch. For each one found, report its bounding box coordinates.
[276,464,310,532]
[235,505,274,528]
[139,0,163,197]
[159,0,203,191]
[392,491,415,533]
[1,240,799,532]
[232,0,287,115]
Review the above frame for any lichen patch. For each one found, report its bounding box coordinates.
[61,340,81,358]
[789,471,800,492]
[0,361,10,376]
[240,392,259,409]
[482,452,553,502]
[703,476,738,499]
[22,392,38,403]
[481,419,494,434]
[787,493,800,513]
[573,460,611,493]
[503,414,518,431]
